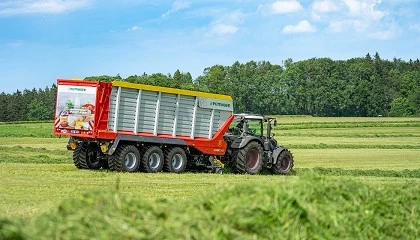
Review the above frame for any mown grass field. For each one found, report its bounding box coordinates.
[1,117,419,239]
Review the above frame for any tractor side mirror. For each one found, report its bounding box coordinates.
[274,119,277,126]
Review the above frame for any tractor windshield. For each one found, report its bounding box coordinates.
[245,119,263,136]
[228,117,263,136]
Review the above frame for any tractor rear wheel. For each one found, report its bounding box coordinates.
[164,147,187,173]
[108,145,140,172]
[272,149,294,175]
[73,142,102,169]
[233,141,263,174]
[141,146,164,173]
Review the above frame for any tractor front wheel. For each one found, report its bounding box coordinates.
[272,149,294,175]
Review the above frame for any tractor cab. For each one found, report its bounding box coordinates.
[228,114,263,137]
[227,114,278,151]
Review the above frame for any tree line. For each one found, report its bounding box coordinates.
[1,53,419,122]
[0,86,56,122]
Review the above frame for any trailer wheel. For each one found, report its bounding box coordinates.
[73,142,102,169]
[141,146,164,173]
[109,145,140,172]
[272,149,294,175]
[233,141,263,174]
[164,147,187,173]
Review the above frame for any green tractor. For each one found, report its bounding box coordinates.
[224,114,294,175]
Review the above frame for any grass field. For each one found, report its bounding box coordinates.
[1,117,419,239]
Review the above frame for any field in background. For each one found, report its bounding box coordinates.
[0,117,419,220]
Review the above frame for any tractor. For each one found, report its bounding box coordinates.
[224,114,294,175]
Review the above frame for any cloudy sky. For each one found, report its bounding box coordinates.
[1,0,419,93]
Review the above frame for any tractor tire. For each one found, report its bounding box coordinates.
[141,145,164,173]
[164,147,187,173]
[108,145,140,172]
[73,142,102,169]
[233,141,263,174]
[272,149,294,175]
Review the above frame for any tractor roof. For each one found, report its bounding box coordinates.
[234,114,264,120]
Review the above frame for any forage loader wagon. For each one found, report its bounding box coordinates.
[54,79,294,174]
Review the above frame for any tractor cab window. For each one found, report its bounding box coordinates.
[244,119,263,136]
[228,117,263,136]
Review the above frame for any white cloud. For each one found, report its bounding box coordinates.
[259,0,303,15]
[312,0,339,13]
[210,24,238,35]
[215,9,245,25]
[0,0,90,16]
[342,0,385,21]
[207,10,245,36]
[161,0,191,18]
[328,19,366,32]
[311,11,321,21]
[283,20,317,34]
[128,26,141,32]
[324,0,390,35]
[369,24,400,40]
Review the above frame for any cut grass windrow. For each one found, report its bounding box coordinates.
[277,133,420,138]
[0,121,53,125]
[288,144,420,149]
[0,146,71,164]
[279,121,420,130]
[0,146,70,156]
[0,122,55,138]
[298,167,420,179]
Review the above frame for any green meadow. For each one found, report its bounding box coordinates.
[0,117,419,239]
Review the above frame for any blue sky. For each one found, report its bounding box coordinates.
[1,0,419,93]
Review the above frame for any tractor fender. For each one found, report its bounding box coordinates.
[272,146,285,164]
[230,136,263,149]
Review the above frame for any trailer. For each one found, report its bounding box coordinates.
[54,79,294,174]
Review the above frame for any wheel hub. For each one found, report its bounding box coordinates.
[149,152,161,170]
[125,152,137,170]
[171,153,183,170]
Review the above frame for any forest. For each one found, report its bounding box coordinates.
[1,53,419,122]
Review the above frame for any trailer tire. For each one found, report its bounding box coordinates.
[73,142,102,169]
[233,141,263,174]
[141,146,164,173]
[272,149,294,175]
[109,145,140,172]
[164,147,187,173]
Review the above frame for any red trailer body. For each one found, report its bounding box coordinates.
[54,79,234,156]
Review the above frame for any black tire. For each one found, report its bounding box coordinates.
[108,145,140,172]
[233,141,263,174]
[141,146,164,173]
[73,142,102,169]
[272,149,294,175]
[164,147,187,173]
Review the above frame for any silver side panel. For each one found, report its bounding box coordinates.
[108,87,232,139]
